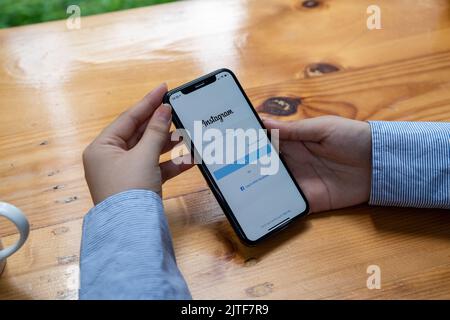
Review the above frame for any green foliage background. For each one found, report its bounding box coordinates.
[0,0,176,28]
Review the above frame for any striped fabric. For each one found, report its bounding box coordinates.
[79,189,191,300]
[369,121,450,209]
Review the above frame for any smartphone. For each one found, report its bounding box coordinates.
[164,68,309,244]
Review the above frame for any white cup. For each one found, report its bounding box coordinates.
[0,202,30,275]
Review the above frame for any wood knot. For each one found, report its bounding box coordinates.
[245,282,274,297]
[258,97,301,116]
[244,257,259,267]
[47,170,60,177]
[302,0,320,8]
[56,289,77,300]
[55,196,78,204]
[57,255,78,265]
[52,226,69,236]
[305,63,340,77]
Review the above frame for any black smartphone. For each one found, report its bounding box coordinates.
[164,68,309,245]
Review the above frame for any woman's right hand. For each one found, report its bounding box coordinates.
[263,116,372,213]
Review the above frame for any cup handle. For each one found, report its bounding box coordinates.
[0,202,30,260]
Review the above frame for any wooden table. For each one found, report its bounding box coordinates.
[1,0,449,300]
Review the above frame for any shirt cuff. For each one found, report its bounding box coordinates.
[368,121,450,209]
[79,189,191,300]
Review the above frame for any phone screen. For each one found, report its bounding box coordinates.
[168,70,308,242]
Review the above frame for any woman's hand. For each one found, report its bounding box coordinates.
[83,83,192,205]
[263,116,372,213]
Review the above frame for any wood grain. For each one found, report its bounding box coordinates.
[0,0,449,299]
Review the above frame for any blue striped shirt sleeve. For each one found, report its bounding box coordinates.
[368,121,450,209]
[79,189,191,300]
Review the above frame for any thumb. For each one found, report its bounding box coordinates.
[263,117,326,142]
[137,103,172,161]
[262,118,300,140]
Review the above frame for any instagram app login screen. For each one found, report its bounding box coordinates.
[170,70,307,241]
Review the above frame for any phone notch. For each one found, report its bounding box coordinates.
[181,74,217,94]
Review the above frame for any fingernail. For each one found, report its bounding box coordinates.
[156,104,172,123]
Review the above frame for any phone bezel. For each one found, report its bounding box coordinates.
[163,68,310,245]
